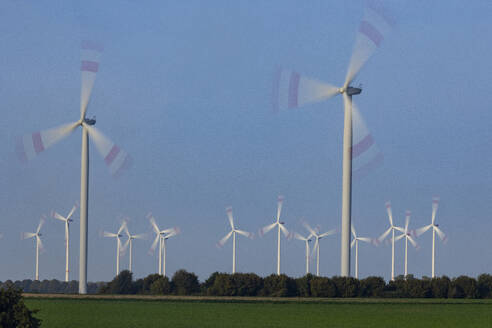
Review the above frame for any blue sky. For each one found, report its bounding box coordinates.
[1,0,492,282]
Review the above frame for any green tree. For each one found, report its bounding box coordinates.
[477,274,492,298]
[261,274,296,297]
[150,276,172,295]
[431,276,450,298]
[0,286,41,327]
[295,274,314,297]
[172,270,200,295]
[310,277,336,297]
[100,270,135,294]
[359,276,385,297]
[449,276,478,298]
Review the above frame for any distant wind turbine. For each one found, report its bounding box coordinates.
[303,221,336,276]
[16,41,131,293]
[103,221,127,276]
[51,203,78,282]
[216,207,253,274]
[22,217,45,281]
[272,0,395,276]
[378,201,404,281]
[259,196,292,275]
[415,197,446,278]
[351,224,373,279]
[122,223,145,273]
[395,211,418,279]
[149,213,180,276]
[294,232,312,275]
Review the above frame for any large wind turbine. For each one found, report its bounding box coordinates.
[378,201,404,281]
[303,221,336,276]
[216,207,253,274]
[294,232,312,275]
[395,211,418,279]
[272,0,395,277]
[51,203,78,282]
[16,41,131,293]
[149,213,180,276]
[103,221,127,277]
[22,217,45,281]
[415,197,446,278]
[122,224,145,273]
[351,224,373,279]
[259,196,292,275]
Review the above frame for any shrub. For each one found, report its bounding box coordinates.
[477,274,492,298]
[261,274,296,297]
[431,276,450,298]
[172,270,200,295]
[310,277,336,297]
[449,276,478,299]
[150,276,172,295]
[332,277,360,297]
[359,276,385,297]
[0,285,41,327]
[295,274,314,297]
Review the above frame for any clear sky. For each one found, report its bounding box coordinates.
[1,0,492,283]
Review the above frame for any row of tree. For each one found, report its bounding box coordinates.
[3,271,492,299]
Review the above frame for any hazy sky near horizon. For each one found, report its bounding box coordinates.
[1,0,492,283]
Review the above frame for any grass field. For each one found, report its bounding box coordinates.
[25,296,492,328]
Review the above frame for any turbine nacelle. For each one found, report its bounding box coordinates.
[338,86,362,96]
[84,116,96,125]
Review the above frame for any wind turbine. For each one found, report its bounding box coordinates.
[294,232,312,275]
[395,211,418,279]
[415,197,446,278]
[51,203,78,282]
[351,224,373,279]
[22,217,45,281]
[272,0,395,277]
[122,224,145,273]
[378,201,404,281]
[149,213,180,277]
[303,221,336,276]
[259,196,292,275]
[103,221,127,277]
[216,207,253,274]
[16,41,131,293]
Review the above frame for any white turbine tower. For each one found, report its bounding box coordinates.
[415,197,446,278]
[351,224,373,279]
[122,224,145,273]
[272,0,395,277]
[103,221,127,277]
[16,41,131,293]
[216,207,253,274]
[22,217,45,281]
[395,211,418,279]
[51,203,78,282]
[259,196,292,275]
[294,232,312,275]
[378,201,404,281]
[303,222,336,276]
[149,213,180,277]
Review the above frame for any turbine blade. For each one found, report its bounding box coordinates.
[435,226,447,242]
[385,201,393,226]
[118,220,127,235]
[405,210,411,232]
[279,224,291,239]
[358,237,372,243]
[226,207,234,230]
[344,0,395,86]
[133,233,146,240]
[103,231,117,238]
[378,226,392,242]
[66,204,78,220]
[51,211,67,222]
[259,222,276,237]
[432,196,440,224]
[302,221,317,237]
[351,239,356,248]
[148,214,160,234]
[85,125,132,177]
[16,122,79,162]
[80,40,103,119]
[415,224,432,237]
[394,226,405,233]
[311,239,319,258]
[272,68,339,112]
[121,238,130,254]
[276,195,284,222]
[235,229,252,239]
[36,217,45,234]
[394,233,405,241]
[351,224,357,238]
[23,232,36,239]
[351,102,384,180]
[319,229,336,238]
[408,235,418,248]
[37,236,44,252]
[217,230,233,248]
[294,232,307,241]
[150,234,160,252]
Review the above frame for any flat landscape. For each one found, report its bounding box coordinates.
[25,295,492,328]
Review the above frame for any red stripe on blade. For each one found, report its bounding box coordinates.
[81,40,104,52]
[81,61,99,73]
[113,154,132,178]
[288,72,300,108]
[32,132,45,153]
[351,134,374,158]
[366,0,396,26]
[353,152,384,180]
[359,21,383,47]
[104,145,120,165]
[15,137,28,162]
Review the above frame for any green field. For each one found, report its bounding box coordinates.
[25,297,492,328]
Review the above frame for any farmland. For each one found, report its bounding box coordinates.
[24,295,492,327]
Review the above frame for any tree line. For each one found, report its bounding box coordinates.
[3,271,492,299]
